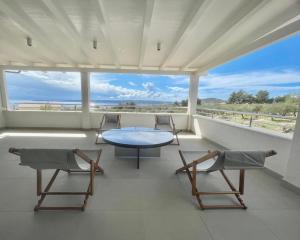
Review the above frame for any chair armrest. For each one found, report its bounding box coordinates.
[8,147,20,156]
[176,150,220,173]
[99,115,105,129]
[266,150,277,157]
[73,149,100,165]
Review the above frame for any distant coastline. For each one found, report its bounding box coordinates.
[10,99,173,106]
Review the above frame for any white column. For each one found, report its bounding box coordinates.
[0,68,7,127]
[0,68,9,110]
[187,72,199,130]
[284,105,300,188]
[81,71,91,129]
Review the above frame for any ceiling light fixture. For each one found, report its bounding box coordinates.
[157,42,161,51]
[93,39,97,50]
[26,37,32,47]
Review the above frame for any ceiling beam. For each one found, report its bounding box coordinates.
[196,17,300,74]
[0,0,78,65]
[194,2,300,73]
[138,0,155,68]
[160,0,211,69]
[0,64,191,75]
[94,0,120,66]
[40,0,94,64]
[182,0,269,70]
[0,20,56,65]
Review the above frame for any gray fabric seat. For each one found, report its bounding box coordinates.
[155,124,173,132]
[19,149,81,170]
[180,150,267,172]
[176,149,276,210]
[155,115,179,145]
[10,147,103,211]
[95,114,121,144]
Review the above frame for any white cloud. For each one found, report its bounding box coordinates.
[199,70,300,99]
[168,86,188,93]
[142,82,155,91]
[128,81,136,86]
[20,71,81,91]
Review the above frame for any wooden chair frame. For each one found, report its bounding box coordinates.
[95,114,121,144]
[9,148,104,211]
[176,150,276,210]
[155,115,180,145]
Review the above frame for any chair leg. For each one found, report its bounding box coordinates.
[177,151,205,209]
[175,132,180,145]
[34,169,95,211]
[95,129,108,145]
[193,170,247,210]
[170,132,180,145]
[176,152,247,210]
[219,170,247,209]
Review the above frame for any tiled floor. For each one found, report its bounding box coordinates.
[0,129,299,240]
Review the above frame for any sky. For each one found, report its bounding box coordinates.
[5,32,300,102]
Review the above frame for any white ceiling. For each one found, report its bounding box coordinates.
[0,0,299,73]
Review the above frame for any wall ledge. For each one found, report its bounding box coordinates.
[193,114,292,141]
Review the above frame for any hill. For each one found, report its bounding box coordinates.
[201,98,225,104]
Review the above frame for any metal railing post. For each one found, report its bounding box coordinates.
[249,116,253,127]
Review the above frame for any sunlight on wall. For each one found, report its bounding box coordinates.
[193,118,202,138]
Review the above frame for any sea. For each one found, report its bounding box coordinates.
[10,99,173,106]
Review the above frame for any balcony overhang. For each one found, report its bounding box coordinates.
[0,0,299,74]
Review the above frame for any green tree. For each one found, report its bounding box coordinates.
[181,99,188,106]
[228,90,254,104]
[256,90,269,103]
[274,95,286,103]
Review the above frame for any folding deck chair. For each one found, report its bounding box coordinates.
[175,150,276,210]
[155,115,180,145]
[95,114,121,144]
[9,148,104,211]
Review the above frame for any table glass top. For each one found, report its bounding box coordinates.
[102,127,174,147]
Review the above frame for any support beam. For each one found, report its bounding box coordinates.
[94,0,120,66]
[196,8,300,73]
[183,0,268,69]
[160,0,211,69]
[40,0,94,64]
[81,71,91,129]
[0,68,7,127]
[0,68,9,111]
[0,0,77,65]
[138,0,155,68]
[0,19,55,65]
[187,72,199,130]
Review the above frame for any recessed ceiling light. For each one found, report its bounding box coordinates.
[26,37,32,47]
[93,39,97,50]
[157,42,161,51]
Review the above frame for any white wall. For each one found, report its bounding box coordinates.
[193,115,292,176]
[0,97,5,128]
[284,106,300,188]
[3,111,189,130]
[4,111,82,128]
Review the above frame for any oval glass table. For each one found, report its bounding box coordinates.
[102,127,174,169]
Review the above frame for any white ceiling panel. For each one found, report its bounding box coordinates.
[0,0,299,73]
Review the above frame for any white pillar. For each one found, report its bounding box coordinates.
[81,71,91,129]
[0,68,7,127]
[0,68,9,110]
[187,72,199,130]
[284,105,300,188]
